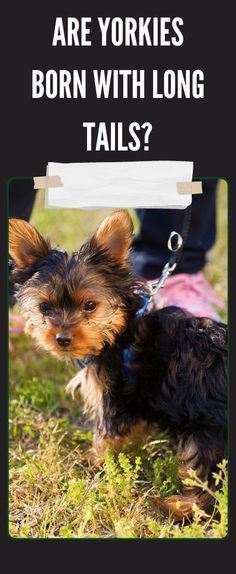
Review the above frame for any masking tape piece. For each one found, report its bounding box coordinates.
[34,176,64,189]
[177,181,202,195]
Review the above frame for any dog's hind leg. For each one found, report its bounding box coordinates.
[153,431,226,521]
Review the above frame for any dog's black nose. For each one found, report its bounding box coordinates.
[56,333,72,347]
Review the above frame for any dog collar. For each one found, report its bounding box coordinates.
[75,355,95,369]
[75,292,151,371]
[134,292,151,318]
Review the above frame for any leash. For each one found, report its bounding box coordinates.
[75,204,192,372]
[137,204,192,300]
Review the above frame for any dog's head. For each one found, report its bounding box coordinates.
[9,210,135,360]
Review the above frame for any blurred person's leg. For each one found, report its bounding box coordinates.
[9,178,36,221]
[132,180,225,320]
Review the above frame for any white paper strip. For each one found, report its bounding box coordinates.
[45,161,193,209]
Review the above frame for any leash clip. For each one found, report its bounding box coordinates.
[149,261,177,294]
[147,229,184,296]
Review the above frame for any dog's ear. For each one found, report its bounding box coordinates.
[9,219,49,268]
[92,210,134,264]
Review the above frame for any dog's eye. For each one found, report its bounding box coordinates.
[40,302,52,315]
[84,301,96,312]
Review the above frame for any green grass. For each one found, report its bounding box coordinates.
[205,180,227,321]
[9,184,228,538]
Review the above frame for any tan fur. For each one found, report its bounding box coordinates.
[94,210,133,264]
[153,485,215,521]
[16,278,128,360]
[79,363,108,424]
[153,435,213,521]
[9,219,49,268]
[152,493,201,521]
[65,369,87,399]
[92,420,148,459]
[70,364,148,457]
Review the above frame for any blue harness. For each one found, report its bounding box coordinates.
[75,293,151,373]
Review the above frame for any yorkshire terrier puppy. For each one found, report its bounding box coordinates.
[9,211,227,520]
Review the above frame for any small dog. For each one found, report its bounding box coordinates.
[9,211,227,520]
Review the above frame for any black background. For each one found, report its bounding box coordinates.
[1,1,234,174]
[1,0,235,569]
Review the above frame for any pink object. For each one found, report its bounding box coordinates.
[148,271,226,321]
[9,313,25,334]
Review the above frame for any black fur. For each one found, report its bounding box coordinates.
[91,306,227,455]
[86,301,227,518]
